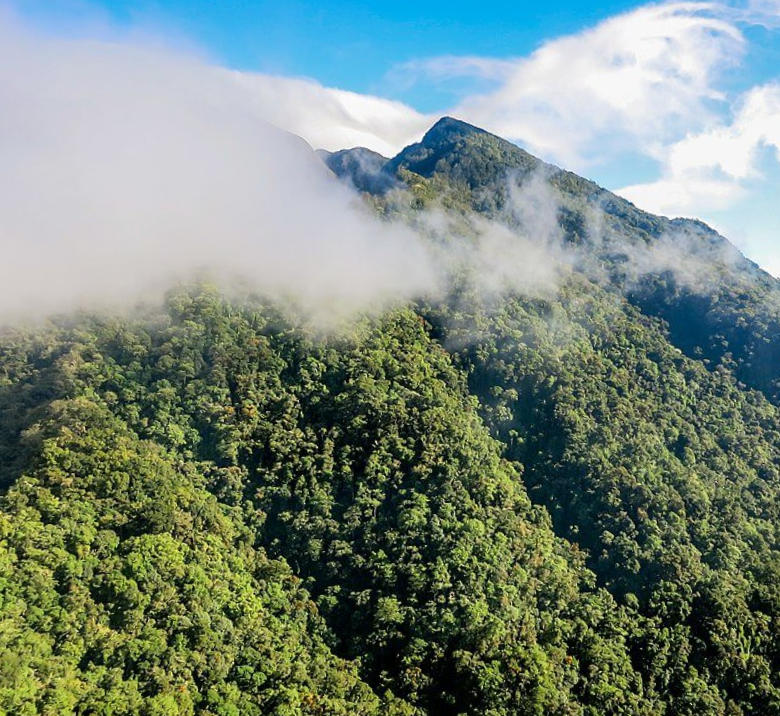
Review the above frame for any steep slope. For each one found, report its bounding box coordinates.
[5,276,780,713]
[376,118,780,406]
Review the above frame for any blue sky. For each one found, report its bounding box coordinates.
[15,0,644,94]
[6,0,780,274]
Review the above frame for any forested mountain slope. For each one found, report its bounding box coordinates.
[336,117,780,406]
[0,291,653,715]
[3,118,780,715]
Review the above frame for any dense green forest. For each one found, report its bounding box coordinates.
[5,118,780,715]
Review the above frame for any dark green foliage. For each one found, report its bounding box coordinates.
[421,275,780,714]
[627,266,780,404]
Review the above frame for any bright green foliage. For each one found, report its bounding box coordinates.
[0,289,653,716]
[0,395,390,715]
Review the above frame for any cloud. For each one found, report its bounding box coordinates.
[0,13,573,326]
[610,222,744,290]
[0,15,438,323]
[403,3,744,169]
[414,170,566,301]
[618,83,780,215]
[741,0,780,26]
[391,55,517,87]
[228,72,430,157]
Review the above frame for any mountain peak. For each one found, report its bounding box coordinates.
[385,115,538,185]
[419,116,487,146]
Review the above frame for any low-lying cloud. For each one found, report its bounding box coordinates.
[0,15,438,323]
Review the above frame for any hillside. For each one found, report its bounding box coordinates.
[333,117,780,405]
[3,118,780,715]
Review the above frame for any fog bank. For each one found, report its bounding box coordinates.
[0,16,437,323]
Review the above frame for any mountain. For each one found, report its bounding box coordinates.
[335,117,780,405]
[4,118,780,715]
[317,147,398,194]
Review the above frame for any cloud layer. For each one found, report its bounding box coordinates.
[0,17,436,322]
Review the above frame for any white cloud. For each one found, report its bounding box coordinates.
[617,174,747,215]
[0,13,575,326]
[407,2,744,169]
[229,72,430,157]
[4,0,780,288]
[393,55,518,84]
[668,83,780,177]
[618,83,780,215]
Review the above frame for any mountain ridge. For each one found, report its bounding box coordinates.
[327,115,723,239]
[323,115,780,405]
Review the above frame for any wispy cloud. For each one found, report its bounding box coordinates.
[403,3,745,168]
[741,0,780,26]
[3,0,779,306]
[391,55,517,86]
